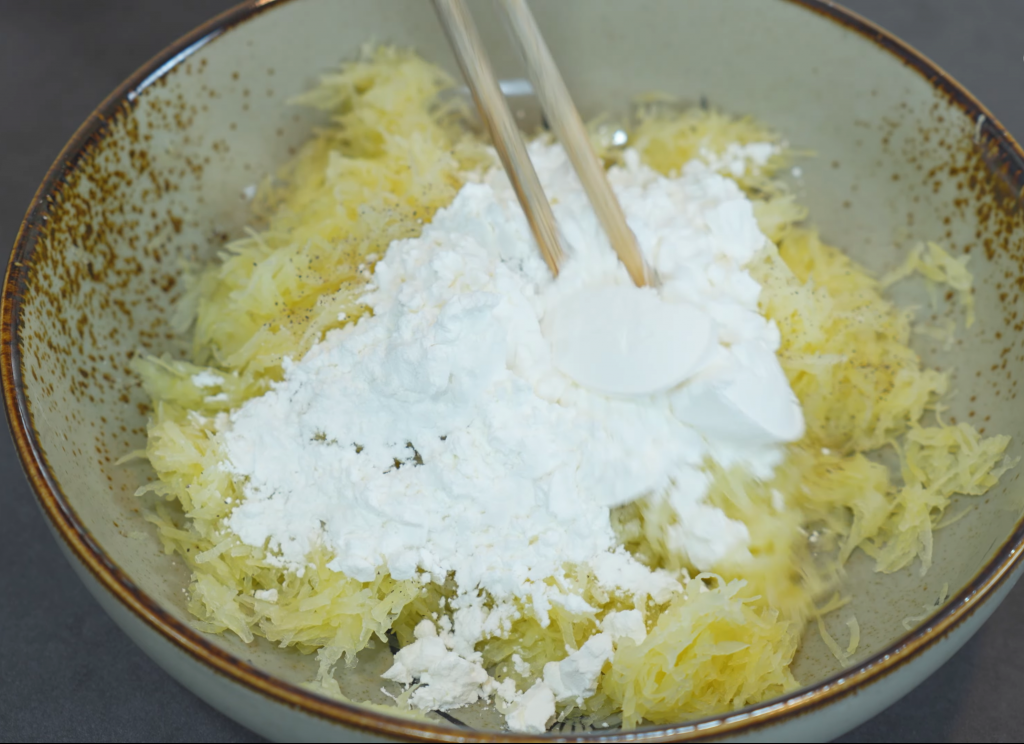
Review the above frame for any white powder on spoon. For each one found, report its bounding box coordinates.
[217,140,803,731]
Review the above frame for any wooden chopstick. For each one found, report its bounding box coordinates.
[433,0,565,277]
[496,0,654,287]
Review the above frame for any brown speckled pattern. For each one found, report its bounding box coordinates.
[4,0,1024,740]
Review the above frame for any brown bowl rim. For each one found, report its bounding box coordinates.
[4,0,1024,741]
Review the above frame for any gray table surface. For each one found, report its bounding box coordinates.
[3,2,1024,742]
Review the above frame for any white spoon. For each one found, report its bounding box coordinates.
[543,285,716,396]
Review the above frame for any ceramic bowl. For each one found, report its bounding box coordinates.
[5,1,1024,741]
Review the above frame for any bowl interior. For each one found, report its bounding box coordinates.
[9,0,1024,735]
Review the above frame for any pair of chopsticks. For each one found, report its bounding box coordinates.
[433,0,653,288]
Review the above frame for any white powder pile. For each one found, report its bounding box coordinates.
[217,140,803,732]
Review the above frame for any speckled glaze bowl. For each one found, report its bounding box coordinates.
[5,1,1024,741]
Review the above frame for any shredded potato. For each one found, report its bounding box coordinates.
[133,47,1013,730]
[880,240,976,328]
[602,574,799,725]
